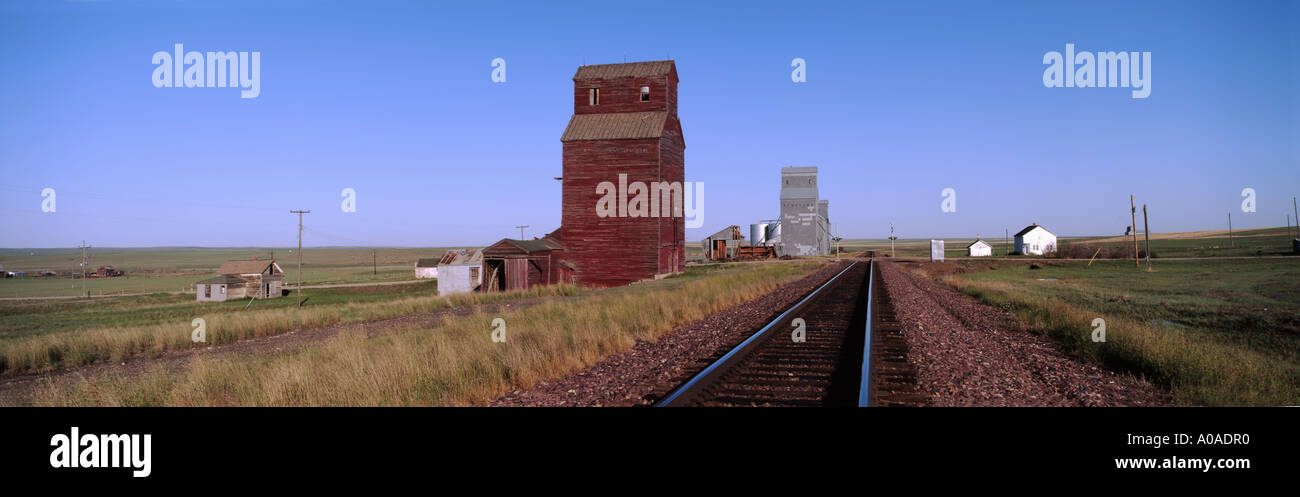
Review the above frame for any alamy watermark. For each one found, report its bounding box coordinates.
[1043,44,1150,99]
[152,43,260,98]
[491,57,506,83]
[941,187,956,213]
[341,188,357,213]
[41,187,55,213]
[594,173,704,229]
[1241,187,1256,213]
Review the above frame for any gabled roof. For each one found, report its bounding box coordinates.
[573,60,675,80]
[561,111,668,142]
[217,260,282,275]
[967,239,992,249]
[485,238,565,255]
[706,225,744,240]
[1014,224,1055,237]
[198,274,246,285]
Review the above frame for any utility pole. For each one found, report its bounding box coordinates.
[889,222,896,258]
[514,225,529,239]
[1130,195,1139,268]
[1227,212,1234,248]
[78,241,90,298]
[1004,228,1009,256]
[1293,197,1298,239]
[290,210,310,306]
[372,250,377,276]
[1142,204,1151,272]
[834,224,840,259]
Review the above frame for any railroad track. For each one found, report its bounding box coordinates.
[654,256,924,407]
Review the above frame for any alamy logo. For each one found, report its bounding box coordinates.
[1043,44,1150,99]
[595,173,704,228]
[50,427,152,477]
[152,44,261,99]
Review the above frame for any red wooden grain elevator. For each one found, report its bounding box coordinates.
[483,60,686,291]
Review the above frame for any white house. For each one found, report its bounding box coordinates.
[967,238,992,257]
[437,249,483,296]
[1014,224,1057,256]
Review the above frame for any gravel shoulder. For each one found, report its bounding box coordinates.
[491,261,851,407]
[879,260,1169,406]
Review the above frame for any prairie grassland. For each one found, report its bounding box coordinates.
[933,258,1300,405]
[11,260,829,406]
[0,246,476,298]
[0,283,581,376]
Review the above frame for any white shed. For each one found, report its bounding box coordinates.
[929,240,945,262]
[1014,224,1057,256]
[967,239,992,257]
[437,249,484,296]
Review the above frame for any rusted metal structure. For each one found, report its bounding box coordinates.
[701,225,744,261]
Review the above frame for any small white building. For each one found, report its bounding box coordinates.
[929,240,945,262]
[967,239,992,257]
[197,275,247,302]
[1014,224,1057,256]
[437,249,483,296]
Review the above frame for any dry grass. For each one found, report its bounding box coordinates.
[0,285,581,376]
[944,276,1299,406]
[11,260,829,406]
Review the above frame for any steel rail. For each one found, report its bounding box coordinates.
[857,260,875,407]
[654,260,860,407]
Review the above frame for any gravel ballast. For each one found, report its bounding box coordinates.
[878,261,1168,406]
[491,261,850,407]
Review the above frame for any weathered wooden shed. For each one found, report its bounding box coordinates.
[216,259,284,299]
[967,238,992,257]
[701,225,745,261]
[481,238,571,292]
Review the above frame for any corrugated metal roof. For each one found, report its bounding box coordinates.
[573,60,674,80]
[217,260,282,275]
[439,249,483,266]
[561,111,667,142]
[706,225,744,240]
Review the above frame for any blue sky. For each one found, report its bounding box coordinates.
[0,0,1296,247]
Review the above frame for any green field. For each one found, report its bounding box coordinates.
[934,257,1300,405]
[0,247,477,298]
[841,227,1297,260]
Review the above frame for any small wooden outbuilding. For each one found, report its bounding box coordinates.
[216,259,284,299]
[481,238,571,292]
[702,225,745,261]
[967,238,992,257]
